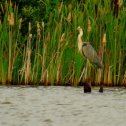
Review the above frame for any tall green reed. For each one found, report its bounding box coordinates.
[0,0,126,86]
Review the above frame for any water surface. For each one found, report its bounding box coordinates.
[0,86,126,126]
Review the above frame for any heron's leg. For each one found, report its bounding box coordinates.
[96,69,102,84]
[84,60,88,80]
[99,68,104,93]
[85,59,92,79]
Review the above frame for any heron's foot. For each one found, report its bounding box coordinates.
[99,84,103,93]
[84,83,91,93]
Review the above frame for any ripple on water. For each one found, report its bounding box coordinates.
[0,86,126,126]
[1,101,12,104]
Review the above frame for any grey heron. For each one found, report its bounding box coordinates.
[77,26,103,93]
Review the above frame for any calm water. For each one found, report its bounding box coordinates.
[0,86,126,126]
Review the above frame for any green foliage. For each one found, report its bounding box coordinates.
[0,0,126,86]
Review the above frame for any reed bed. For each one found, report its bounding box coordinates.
[0,0,126,86]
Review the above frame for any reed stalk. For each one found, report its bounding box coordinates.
[7,13,14,83]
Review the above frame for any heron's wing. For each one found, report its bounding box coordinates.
[82,43,102,68]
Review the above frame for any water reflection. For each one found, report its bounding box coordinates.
[0,86,126,126]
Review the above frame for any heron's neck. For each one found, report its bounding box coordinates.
[78,30,83,51]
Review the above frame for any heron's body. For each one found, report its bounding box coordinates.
[82,43,102,68]
[77,26,102,68]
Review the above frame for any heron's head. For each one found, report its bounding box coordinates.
[77,26,82,32]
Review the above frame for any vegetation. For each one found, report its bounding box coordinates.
[0,0,126,86]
